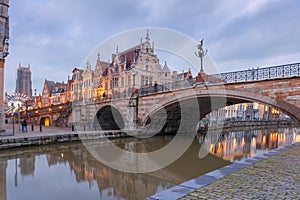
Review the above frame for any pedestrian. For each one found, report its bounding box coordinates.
[186,68,193,86]
[22,118,28,132]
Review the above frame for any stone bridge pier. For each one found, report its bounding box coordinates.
[73,99,131,131]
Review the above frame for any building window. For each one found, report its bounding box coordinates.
[128,75,131,87]
[141,75,144,86]
[145,76,149,86]
[121,77,124,87]
[113,77,119,88]
[105,81,108,90]
[149,77,153,86]
[133,75,136,87]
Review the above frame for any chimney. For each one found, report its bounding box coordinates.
[173,71,178,77]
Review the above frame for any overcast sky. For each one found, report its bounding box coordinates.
[4,0,300,94]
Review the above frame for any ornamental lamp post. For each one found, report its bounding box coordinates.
[17,103,21,132]
[11,102,14,135]
[195,39,208,73]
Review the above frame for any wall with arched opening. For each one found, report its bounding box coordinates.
[95,105,125,130]
[40,116,51,126]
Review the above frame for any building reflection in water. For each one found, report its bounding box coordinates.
[19,155,35,178]
[45,147,170,199]
[0,160,7,200]
[43,136,229,200]
[206,127,300,161]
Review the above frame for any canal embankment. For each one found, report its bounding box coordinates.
[0,124,128,150]
[208,120,298,131]
[1,121,299,150]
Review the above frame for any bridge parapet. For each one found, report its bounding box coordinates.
[215,62,300,83]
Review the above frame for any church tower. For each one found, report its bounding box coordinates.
[0,0,9,132]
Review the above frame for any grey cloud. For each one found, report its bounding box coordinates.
[4,0,300,93]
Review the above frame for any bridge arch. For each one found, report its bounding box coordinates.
[95,105,125,130]
[143,89,300,134]
[219,89,300,122]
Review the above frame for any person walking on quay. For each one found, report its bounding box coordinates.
[22,118,28,132]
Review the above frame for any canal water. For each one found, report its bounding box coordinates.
[0,127,299,200]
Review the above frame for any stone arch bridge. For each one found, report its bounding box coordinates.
[74,75,300,134]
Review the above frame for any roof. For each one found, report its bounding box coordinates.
[162,62,170,73]
[72,67,83,73]
[98,60,110,67]
[51,87,65,94]
[117,45,141,65]
[46,80,55,92]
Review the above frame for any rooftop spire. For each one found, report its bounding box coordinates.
[114,45,120,64]
[97,53,100,61]
[145,29,150,42]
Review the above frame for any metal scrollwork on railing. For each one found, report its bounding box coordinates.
[216,62,300,83]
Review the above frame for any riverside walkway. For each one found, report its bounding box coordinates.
[148,142,300,200]
[0,124,126,149]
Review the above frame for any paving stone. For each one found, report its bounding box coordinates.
[180,143,300,200]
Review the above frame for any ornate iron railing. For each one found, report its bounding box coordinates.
[214,62,300,83]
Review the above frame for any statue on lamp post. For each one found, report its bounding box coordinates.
[195,39,208,72]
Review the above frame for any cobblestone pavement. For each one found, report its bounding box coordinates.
[0,123,73,138]
[181,144,300,200]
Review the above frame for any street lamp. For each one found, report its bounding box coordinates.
[17,103,20,132]
[195,39,208,72]
[25,99,30,125]
[11,102,15,135]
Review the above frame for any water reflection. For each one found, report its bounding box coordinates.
[20,156,35,178]
[1,136,229,200]
[0,160,7,200]
[201,127,300,162]
[0,127,299,200]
